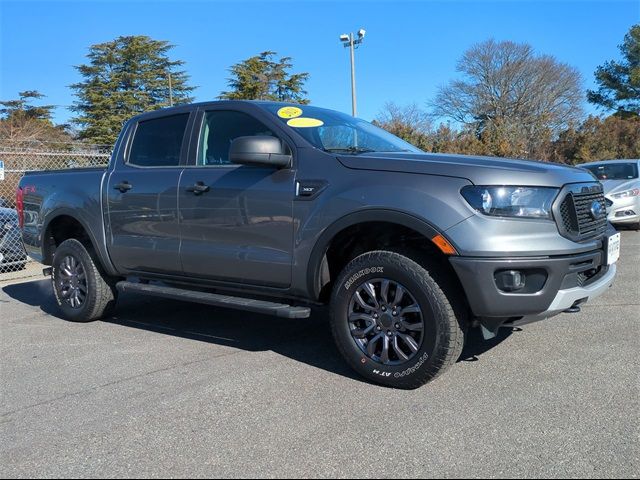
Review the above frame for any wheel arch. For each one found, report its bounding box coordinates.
[306,209,457,301]
[41,209,116,275]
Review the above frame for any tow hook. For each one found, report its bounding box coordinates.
[564,298,587,313]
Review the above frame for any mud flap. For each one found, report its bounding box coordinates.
[479,317,508,340]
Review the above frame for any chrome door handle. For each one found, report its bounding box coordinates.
[186,182,210,195]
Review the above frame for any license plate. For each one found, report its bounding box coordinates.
[607,232,621,265]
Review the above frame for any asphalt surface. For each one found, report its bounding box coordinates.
[1,231,638,478]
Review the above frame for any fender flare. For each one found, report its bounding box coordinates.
[306,209,448,300]
[41,208,117,276]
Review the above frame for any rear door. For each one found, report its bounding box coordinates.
[106,112,192,274]
[178,107,295,287]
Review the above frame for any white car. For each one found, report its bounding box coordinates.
[580,159,640,230]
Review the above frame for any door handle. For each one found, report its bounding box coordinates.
[114,182,132,193]
[186,182,210,195]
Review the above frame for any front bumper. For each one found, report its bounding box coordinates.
[511,263,616,324]
[450,242,617,331]
[606,195,640,225]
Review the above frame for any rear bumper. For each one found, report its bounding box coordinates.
[450,242,616,326]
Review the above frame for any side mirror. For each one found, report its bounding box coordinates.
[229,136,292,168]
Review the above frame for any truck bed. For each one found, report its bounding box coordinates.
[19,168,108,265]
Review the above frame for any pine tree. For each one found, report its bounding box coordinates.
[219,51,309,104]
[71,35,195,145]
[0,91,70,143]
[587,24,640,116]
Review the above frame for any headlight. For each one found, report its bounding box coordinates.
[461,186,559,220]
[611,188,640,199]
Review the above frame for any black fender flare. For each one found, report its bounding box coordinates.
[306,209,449,300]
[41,208,118,276]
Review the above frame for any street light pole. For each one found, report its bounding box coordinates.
[168,72,174,107]
[349,33,357,117]
[340,29,366,117]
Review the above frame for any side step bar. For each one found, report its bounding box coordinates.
[116,281,311,319]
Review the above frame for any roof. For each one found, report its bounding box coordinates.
[578,159,640,166]
[126,100,305,123]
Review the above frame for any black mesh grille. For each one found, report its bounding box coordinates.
[557,185,607,241]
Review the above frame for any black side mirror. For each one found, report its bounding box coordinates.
[229,136,292,168]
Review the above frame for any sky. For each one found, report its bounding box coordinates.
[1,0,638,126]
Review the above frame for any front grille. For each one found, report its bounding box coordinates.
[556,183,607,242]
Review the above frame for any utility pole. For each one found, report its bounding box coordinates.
[339,29,366,117]
[168,72,173,107]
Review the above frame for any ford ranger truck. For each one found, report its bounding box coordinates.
[17,101,620,389]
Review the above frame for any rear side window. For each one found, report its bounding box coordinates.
[128,113,189,167]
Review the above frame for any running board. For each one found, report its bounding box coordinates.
[115,281,311,319]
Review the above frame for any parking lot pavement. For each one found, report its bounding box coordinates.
[1,232,638,479]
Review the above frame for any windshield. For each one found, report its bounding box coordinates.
[261,104,421,154]
[585,162,638,180]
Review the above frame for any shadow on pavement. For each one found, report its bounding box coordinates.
[459,326,514,362]
[3,279,512,383]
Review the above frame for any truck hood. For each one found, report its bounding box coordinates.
[337,152,597,187]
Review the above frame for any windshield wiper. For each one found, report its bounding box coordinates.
[323,147,377,155]
[373,149,415,153]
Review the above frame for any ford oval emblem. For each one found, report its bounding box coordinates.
[590,200,604,219]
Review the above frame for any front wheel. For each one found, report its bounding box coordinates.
[51,239,118,322]
[330,251,466,389]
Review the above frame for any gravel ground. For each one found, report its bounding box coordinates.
[1,231,638,478]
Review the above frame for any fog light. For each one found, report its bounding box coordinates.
[495,270,526,292]
[614,209,637,217]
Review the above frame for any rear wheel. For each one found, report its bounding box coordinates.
[51,239,118,322]
[330,250,467,389]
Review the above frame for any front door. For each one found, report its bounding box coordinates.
[106,112,190,274]
[178,109,295,287]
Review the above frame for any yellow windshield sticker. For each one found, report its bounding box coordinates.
[287,117,324,128]
[277,106,303,119]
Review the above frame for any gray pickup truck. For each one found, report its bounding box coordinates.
[18,101,620,389]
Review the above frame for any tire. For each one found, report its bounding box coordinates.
[51,239,118,322]
[330,250,467,389]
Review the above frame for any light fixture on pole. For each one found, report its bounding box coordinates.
[339,28,366,117]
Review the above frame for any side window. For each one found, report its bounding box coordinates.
[198,111,275,166]
[128,113,189,167]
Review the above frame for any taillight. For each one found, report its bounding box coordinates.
[16,186,24,228]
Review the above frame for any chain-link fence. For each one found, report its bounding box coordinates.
[0,141,111,281]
